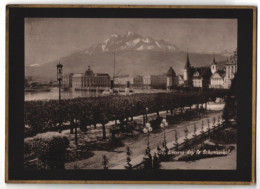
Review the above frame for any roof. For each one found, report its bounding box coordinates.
[177,75,184,80]
[192,67,212,80]
[72,73,84,77]
[211,70,226,79]
[114,74,130,78]
[218,70,226,78]
[63,73,74,77]
[166,66,176,77]
[213,60,227,71]
[210,56,217,65]
[95,73,110,77]
[85,66,94,76]
[225,58,237,65]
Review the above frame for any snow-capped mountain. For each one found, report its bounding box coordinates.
[84,31,178,54]
[26,31,231,81]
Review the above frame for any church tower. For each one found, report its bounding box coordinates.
[166,66,176,90]
[210,56,217,74]
[184,53,191,82]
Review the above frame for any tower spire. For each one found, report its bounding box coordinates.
[211,54,216,65]
[185,52,191,69]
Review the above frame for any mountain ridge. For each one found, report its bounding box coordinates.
[25,31,232,81]
[81,31,179,55]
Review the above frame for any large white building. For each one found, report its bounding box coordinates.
[209,49,237,89]
[209,57,226,89]
[114,74,143,87]
[71,66,110,90]
[182,49,237,89]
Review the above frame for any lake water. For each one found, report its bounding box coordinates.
[25,87,102,101]
[25,87,167,101]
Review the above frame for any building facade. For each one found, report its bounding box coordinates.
[150,74,167,89]
[166,66,176,90]
[192,67,211,88]
[71,66,110,90]
[62,73,73,88]
[175,75,184,86]
[224,50,237,89]
[210,71,225,88]
[114,74,143,87]
[183,53,212,89]
[209,49,237,89]
[182,49,237,89]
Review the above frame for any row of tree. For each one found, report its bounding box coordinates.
[25,90,228,138]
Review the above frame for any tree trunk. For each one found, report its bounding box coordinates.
[74,123,78,147]
[58,116,62,133]
[70,118,74,134]
[94,123,97,129]
[102,123,106,139]
[143,114,145,126]
[170,109,173,117]
[156,111,160,118]
[119,119,124,130]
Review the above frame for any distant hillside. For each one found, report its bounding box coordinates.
[25,31,230,81]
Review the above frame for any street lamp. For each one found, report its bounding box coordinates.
[56,63,63,133]
[143,122,153,155]
[160,118,169,147]
[56,62,63,104]
[173,129,179,150]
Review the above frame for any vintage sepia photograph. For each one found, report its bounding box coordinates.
[24,18,238,170]
[5,5,256,184]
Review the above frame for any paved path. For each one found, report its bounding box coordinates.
[65,105,224,169]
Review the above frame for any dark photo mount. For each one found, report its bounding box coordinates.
[6,5,256,184]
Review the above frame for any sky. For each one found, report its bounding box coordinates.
[25,18,237,66]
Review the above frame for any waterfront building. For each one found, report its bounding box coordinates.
[143,75,151,89]
[183,49,237,89]
[209,56,226,89]
[133,75,143,87]
[150,74,167,89]
[114,74,143,87]
[209,49,237,89]
[224,50,237,89]
[166,66,176,89]
[210,71,226,88]
[183,53,211,89]
[71,66,110,90]
[174,75,184,86]
[142,74,167,89]
[72,73,84,89]
[62,73,73,88]
[192,67,211,88]
[114,75,131,86]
